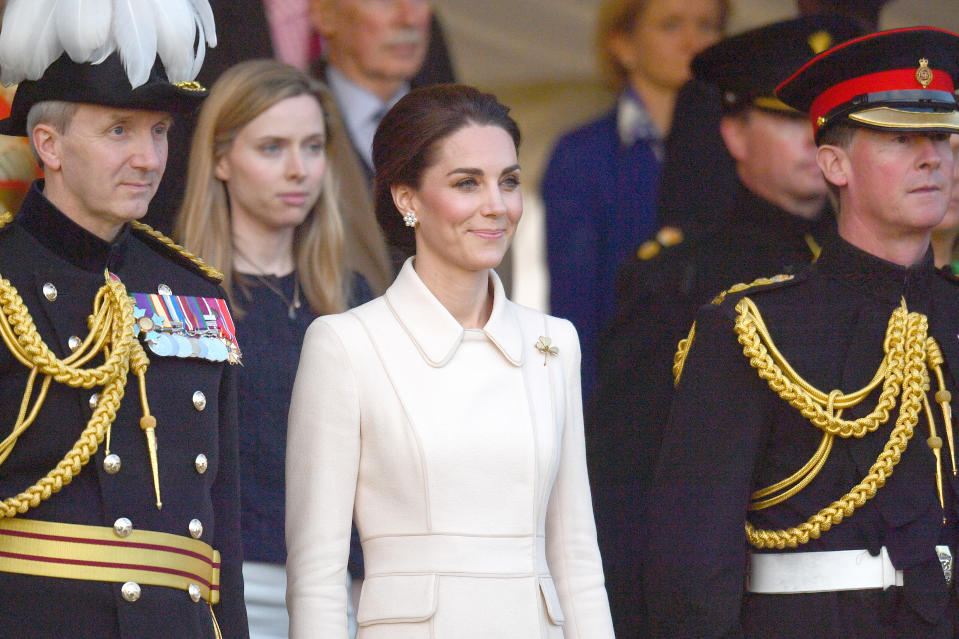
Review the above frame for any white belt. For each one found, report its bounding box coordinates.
[361,533,548,578]
[747,547,903,594]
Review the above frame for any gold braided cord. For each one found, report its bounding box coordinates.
[674,275,797,386]
[130,221,223,282]
[736,297,905,439]
[673,322,695,386]
[0,212,162,516]
[736,297,933,549]
[748,431,833,510]
[0,274,141,517]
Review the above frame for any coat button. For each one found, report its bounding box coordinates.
[189,583,202,603]
[194,454,208,474]
[157,284,172,295]
[192,391,206,411]
[68,335,82,351]
[89,393,99,410]
[121,582,141,602]
[188,519,203,539]
[113,517,133,537]
[103,454,121,474]
[42,283,57,301]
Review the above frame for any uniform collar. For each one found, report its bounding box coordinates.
[15,180,130,274]
[815,234,935,308]
[385,258,524,367]
[718,185,835,246]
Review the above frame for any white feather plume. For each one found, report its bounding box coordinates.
[149,0,194,82]
[113,0,157,88]
[0,0,217,88]
[56,0,113,62]
[0,0,63,85]
[187,0,217,49]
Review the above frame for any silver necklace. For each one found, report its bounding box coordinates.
[234,247,302,319]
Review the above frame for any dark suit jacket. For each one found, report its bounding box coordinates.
[0,183,248,639]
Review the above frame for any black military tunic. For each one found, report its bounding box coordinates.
[0,182,248,638]
[643,236,959,638]
[587,186,833,636]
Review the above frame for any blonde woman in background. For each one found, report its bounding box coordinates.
[541,0,729,401]
[176,59,368,639]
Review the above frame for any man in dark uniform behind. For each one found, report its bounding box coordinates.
[586,15,865,636]
[0,1,248,637]
[644,26,959,637]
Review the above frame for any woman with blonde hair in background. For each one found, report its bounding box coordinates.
[176,58,368,638]
[541,0,729,400]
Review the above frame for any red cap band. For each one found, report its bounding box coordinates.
[810,67,955,131]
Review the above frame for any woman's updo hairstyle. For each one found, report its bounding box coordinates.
[372,83,521,256]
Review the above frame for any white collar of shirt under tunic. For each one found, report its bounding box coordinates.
[326,64,408,169]
[384,258,524,368]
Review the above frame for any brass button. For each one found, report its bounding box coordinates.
[89,393,99,410]
[194,454,208,474]
[103,454,121,474]
[157,284,172,296]
[188,583,202,603]
[42,283,57,301]
[121,582,141,602]
[188,519,203,539]
[68,335,82,351]
[192,391,206,412]
[113,517,133,537]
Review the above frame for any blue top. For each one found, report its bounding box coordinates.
[234,272,371,564]
[541,98,661,398]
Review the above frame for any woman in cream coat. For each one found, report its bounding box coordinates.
[286,84,615,639]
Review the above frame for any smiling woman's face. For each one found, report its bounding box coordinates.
[393,123,522,278]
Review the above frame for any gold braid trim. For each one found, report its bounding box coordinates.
[130,221,223,283]
[674,275,795,387]
[673,322,695,386]
[735,296,933,549]
[0,212,158,516]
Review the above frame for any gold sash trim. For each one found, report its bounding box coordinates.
[0,517,221,604]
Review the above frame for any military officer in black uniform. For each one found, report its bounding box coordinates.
[0,2,248,638]
[586,15,864,636]
[643,27,959,637]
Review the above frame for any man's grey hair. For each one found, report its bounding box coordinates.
[25,101,80,165]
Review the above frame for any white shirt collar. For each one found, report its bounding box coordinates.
[385,258,524,367]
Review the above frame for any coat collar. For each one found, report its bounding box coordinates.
[385,258,524,367]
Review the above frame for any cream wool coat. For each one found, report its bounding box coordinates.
[286,259,614,638]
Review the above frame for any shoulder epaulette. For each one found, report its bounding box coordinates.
[937,265,959,284]
[636,225,684,261]
[0,210,13,232]
[709,272,802,306]
[130,221,223,284]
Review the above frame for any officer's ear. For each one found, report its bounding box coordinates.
[816,143,850,188]
[719,114,748,161]
[31,123,62,171]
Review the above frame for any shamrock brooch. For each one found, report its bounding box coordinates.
[535,336,559,365]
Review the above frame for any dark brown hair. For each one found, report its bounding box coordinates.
[372,84,521,256]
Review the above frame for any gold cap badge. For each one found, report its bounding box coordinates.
[916,58,933,88]
[807,30,833,55]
